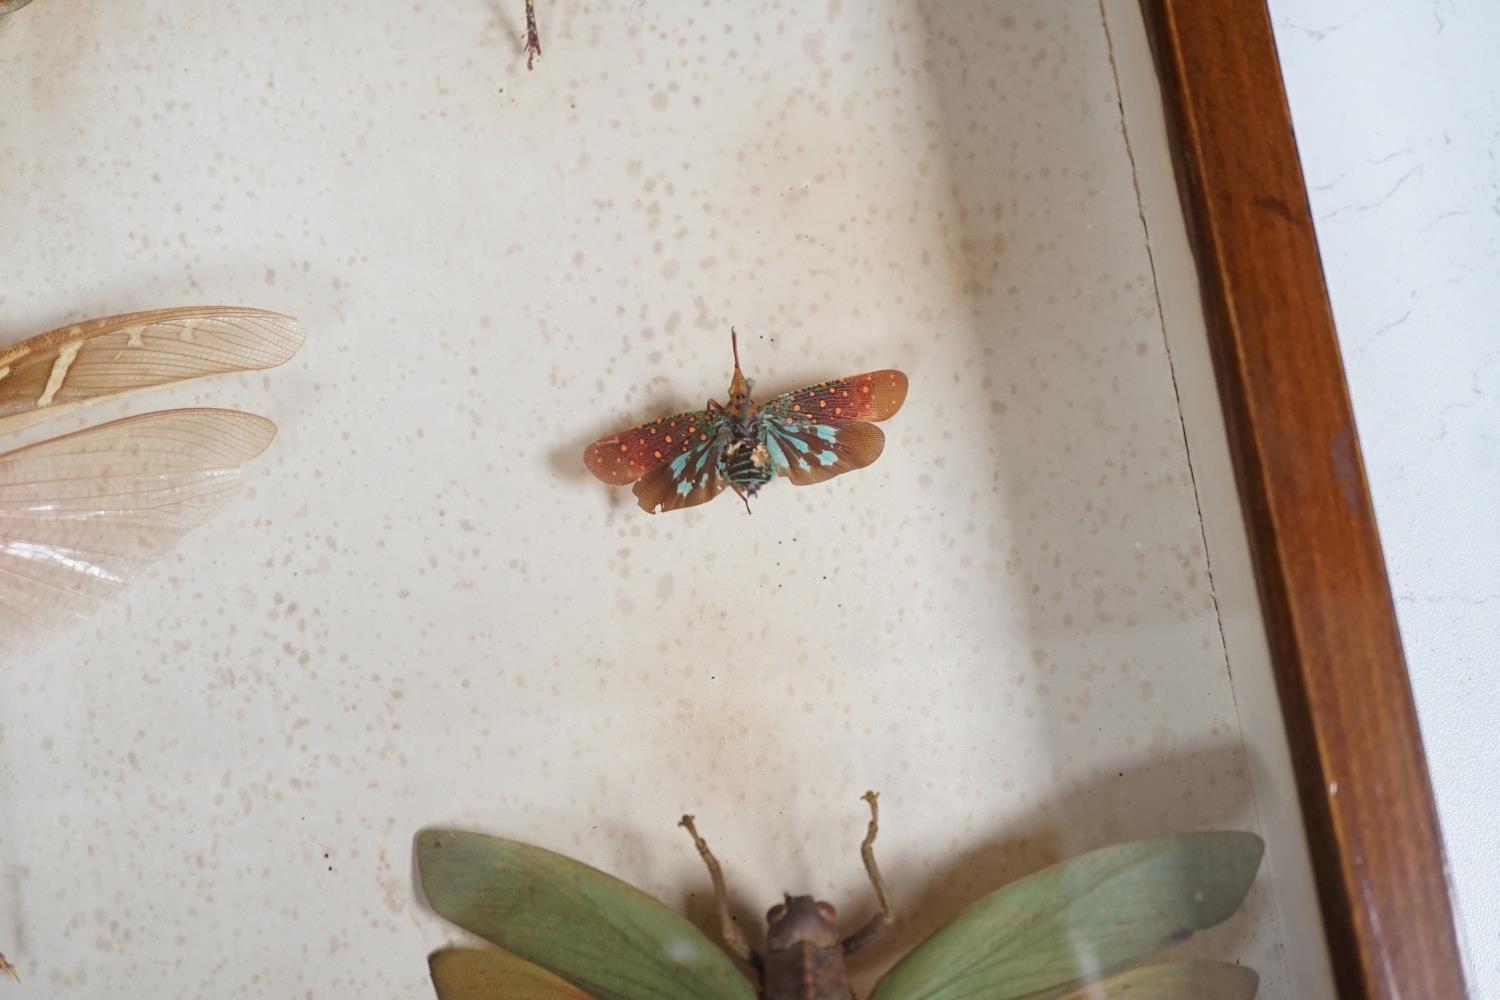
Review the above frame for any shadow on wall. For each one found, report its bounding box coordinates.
[846,0,1257,989]
[927,2,1244,838]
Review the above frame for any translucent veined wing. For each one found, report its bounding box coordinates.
[0,408,276,659]
[417,829,755,1000]
[582,409,725,486]
[0,307,303,435]
[760,416,886,486]
[429,947,595,1000]
[1037,961,1258,999]
[869,832,1264,1000]
[761,369,908,425]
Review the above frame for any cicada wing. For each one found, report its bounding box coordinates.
[0,408,276,658]
[417,830,755,1000]
[0,307,303,435]
[1038,961,1258,999]
[429,947,597,1000]
[869,832,1264,1000]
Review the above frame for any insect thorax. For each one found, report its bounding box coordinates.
[720,416,775,495]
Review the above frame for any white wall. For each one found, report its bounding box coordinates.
[1269,2,1500,994]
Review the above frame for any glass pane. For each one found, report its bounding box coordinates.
[0,1,1335,996]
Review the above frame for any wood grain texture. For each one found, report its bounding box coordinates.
[1138,2,1468,997]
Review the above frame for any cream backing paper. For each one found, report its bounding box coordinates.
[0,2,1333,996]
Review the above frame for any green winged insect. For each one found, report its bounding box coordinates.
[417,791,1265,999]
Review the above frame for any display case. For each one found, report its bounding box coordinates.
[0,1,1462,997]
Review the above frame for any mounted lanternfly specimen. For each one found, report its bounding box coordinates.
[0,306,303,659]
[584,333,908,513]
[417,792,1265,999]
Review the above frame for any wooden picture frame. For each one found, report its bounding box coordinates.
[1139,2,1467,997]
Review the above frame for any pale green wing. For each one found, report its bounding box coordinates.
[1037,961,1258,999]
[417,829,755,1000]
[429,947,596,1000]
[869,831,1263,1000]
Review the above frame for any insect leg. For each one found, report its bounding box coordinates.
[841,790,892,955]
[523,0,542,70]
[679,815,756,966]
[729,483,754,515]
